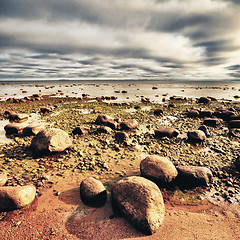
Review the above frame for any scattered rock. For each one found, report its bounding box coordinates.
[140,155,178,186]
[153,109,163,116]
[229,120,240,129]
[8,113,28,123]
[120,119,138,130]
[96,126,112,134]
[198,97,211,104]
[176,166,213,187]
[72,126,90,135]
[40,106,54,114]
[0,185,36,211]
[187,130,206,142]
[0,174,8,187]
[154,127,179,138]
[186,109,199,118]
[198,125,210,137]
[95,114,113,125]
[80,177,107,207]
[111,176,165,235]
[141,97,150,103]
[199,110,213,118]
[31,128,72,153]
[115,131,130,142]
[4,123,24,136]
[23,124,45,136]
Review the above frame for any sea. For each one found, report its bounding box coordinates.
[1,79,240,103]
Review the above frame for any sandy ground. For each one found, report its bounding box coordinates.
[0,173,240,240]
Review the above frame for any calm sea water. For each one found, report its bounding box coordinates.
[0,80,240,103]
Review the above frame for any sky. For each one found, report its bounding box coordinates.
[0,0,240,81]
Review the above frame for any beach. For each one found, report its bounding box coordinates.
[0,80,240,239]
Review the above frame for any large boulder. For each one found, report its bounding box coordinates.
[176,166,213,187]
[154,127,179,138]
[80,177,107,207]
[8,113,28,123]
[23,124,45,136]
[120,119,138,130]
[111,176,165,235]
[140,155,178,186]
[31,128,72,153]
[0,173,8,187]
[198,97,211,104]
[0,185,36,211]
[187,130,206,142]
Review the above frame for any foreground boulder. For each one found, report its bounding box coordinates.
[0,174,8,187]
[31,128,72,153]
[23,124,45,136]
[4,123,24,136]
[80,177,107,207]
[120,119,138,130]
[140,155,178,186]
[112,176,165,235]
[187,130,206,142]
[0,185,36,211]
[154,127,179,138]
[176,166,213,187]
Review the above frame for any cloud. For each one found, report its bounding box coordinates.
[0,0,240,80]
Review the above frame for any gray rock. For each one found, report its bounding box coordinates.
[0,185,36,211]
[80,177,107,207]
[154,127,179,138]
[140,155,178,186]
[112,176,165,235]
[187,130,206,142]
[176,166,213,187]
[31,128,72,153]
[120,119,138,130]
[23,124,45,136]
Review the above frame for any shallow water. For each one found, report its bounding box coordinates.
[1,80,240,103]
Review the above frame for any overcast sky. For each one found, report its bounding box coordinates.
[0,0,240,81]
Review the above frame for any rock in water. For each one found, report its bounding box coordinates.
[140,155,178,186]
[31,128,72,153]
[80,177,107,207]
[0,173,8,187]
[176,166,213,187]
[111,176,165,235]
[0,185,36,211]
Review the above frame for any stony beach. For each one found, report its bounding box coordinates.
[0,84,240,239]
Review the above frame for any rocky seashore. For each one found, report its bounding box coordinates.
[0,92,240,237]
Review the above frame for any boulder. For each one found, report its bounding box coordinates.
[0,173,8,187]
[80,177,107,207]
[72,126,90,135]
[187,130,206,142]
[198,97,211,104]
[104,119,118,130]
[141,97,150,103]
[198,125,210,137]
[95,114,113,125]
[153,109,163,116]
[40,106,54,114]
[140,155,178,186]
[3,110,16,118]
[31,128,72,153]
[213,110,234,121]
[8,113,28,123]
[154,127,179,138]
[111,176,165,235]
[186,109,199,118]
[96,126,112,134]
[0,185,36,211]
[229,120,240,129]
[199,110,213,118]
[235,156,240,171]
[230,115,240,121]
[120,119,138,130]
[115,131,129,142]
[4,123,24,136]
[176,166,213,187]
[23,124,45,136]
[203,118,220,127]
